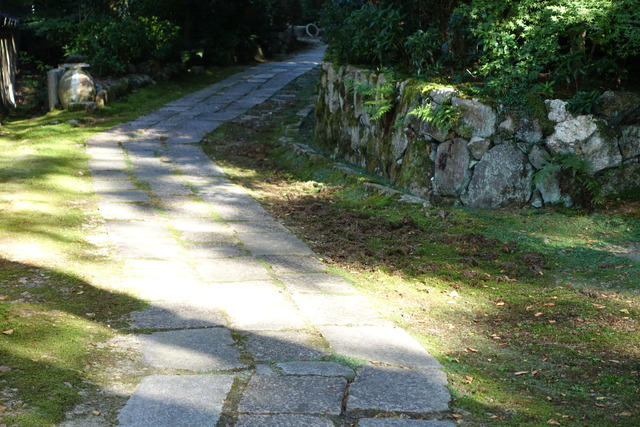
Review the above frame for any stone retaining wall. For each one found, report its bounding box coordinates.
[315,63,640,208]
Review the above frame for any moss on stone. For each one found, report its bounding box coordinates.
[524,93,555,136]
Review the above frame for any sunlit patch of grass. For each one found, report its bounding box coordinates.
[0,67,240,425]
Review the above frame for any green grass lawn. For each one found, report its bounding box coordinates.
[0,67,240,426]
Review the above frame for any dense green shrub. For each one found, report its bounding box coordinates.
[67,16,180,74]
[18,0,322,75]
[320,0,640,99]
[460,0,640,96]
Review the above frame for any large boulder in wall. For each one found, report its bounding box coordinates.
[461,144,534,209]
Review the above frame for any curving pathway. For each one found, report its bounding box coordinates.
[86,45,454,427]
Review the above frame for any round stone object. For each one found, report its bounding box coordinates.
[58,66,96,109]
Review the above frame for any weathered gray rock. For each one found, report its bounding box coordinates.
[193,257,271,282]
[600,163,640,197]
[47,68,64,111]
[620,125,640,160]
[261,255,327,274]
[528,145,550,170]
[451,97,497,138]
[347,366,450,416]
[461,144,533,209]
[535,169,574,207]
[429,88,458,104]
[548,114,598,144]
[516,118,543,143]
[320,58,640,208]
[391,129,410,162]
[598,91,640,126]
[416,114,449,143]
[67,101,97,112]
[546,99,571,123]
[547,115,622,173]
[468,137,491,160]
[499,116,517,133]
[433,138,471,197]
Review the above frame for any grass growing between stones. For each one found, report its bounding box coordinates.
[202,72,640,426]
[0,67,239,426]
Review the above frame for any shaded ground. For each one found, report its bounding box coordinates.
[203,71,640,426]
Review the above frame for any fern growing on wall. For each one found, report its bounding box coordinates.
[533,152,604,206]
[408,102,462,134]
[345,79,397,121]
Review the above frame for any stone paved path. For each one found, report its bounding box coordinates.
[87,45,454,427]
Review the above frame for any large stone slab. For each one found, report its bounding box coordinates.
[117,374,234,427]
[261,255,327,274]
[199,191,257,205]
[130,301,226,329]
[88,157,128,171]
[161,199,216,218]
[237,232,314,256]
[124,259,193,277]
[97,190,151,203]
[174,161,226,177]
[238,375,346,415]
[546,115,622,173]
[433,138,471,197]
[280,273,356,294]
[148,179,194,197]
[104,220,172,239]
[244,330,328,362]
[91,169,131,180]
[292,293,389,326]
[204,282,307,330]
[140,328,245,371]
[119,276,206,301]
[194,258,271,282]
[92,179,137,192]
[317,326,442,369]
[226,220,289,233]
[167,218,235,243]
[98,203,159,220]
[212,203,273,221]
[347,366,450,416]
[358,419,455,427]
[276,361,354,377]
[460,144,533,209]
[86,145,124,158]
[451,97,497,138]
[184,243,247,259]
[236,415,334,427]
[114,238,183,259]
